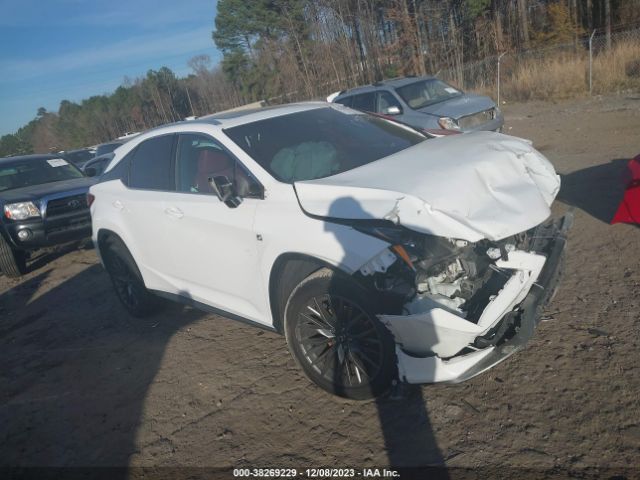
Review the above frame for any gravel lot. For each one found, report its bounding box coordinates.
[1,94,639,477]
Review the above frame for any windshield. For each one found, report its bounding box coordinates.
[0,157,85,192]
[396,79,462,109]
[224,107,425,182]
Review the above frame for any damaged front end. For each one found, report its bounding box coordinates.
[356,213,573,384]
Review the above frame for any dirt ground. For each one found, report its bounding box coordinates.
[1,94,640,477]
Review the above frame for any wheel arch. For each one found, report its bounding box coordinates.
[96,228,140,275]
[268,253,350,334]
[96,228,126,255]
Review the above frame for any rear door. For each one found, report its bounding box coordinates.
[115,134,177,283]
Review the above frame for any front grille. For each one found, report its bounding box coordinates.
[46,216,91,235]
[45,194,88,218]
[458,108,495,130]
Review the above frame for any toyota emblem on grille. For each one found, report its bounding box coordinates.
[68,199,81,209]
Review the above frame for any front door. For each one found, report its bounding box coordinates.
[162,133,267,324]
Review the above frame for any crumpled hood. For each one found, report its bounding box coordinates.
[294,132,561,242]
[418,94,495,119]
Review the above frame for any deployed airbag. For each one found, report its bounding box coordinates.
[271,141,339,182]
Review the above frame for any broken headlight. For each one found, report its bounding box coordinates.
[354,223,420,272]
[353,223,407,245]
[355,223,476,278]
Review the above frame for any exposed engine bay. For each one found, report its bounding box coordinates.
[355,214,571,384]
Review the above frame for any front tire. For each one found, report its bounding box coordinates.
[0,235,27,278]
[101,237,161,318]
[284,268,396,400]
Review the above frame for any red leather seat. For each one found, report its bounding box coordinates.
[194,149,233,193]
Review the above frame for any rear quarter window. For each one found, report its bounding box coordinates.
[128,135,175,191]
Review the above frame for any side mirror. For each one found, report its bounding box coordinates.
[384,106,402,115]
[84,167,97,177]
[208,175,242,208]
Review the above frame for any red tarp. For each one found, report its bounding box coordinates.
[611,155,640,225]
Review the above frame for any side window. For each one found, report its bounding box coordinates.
[129,135,175,191]
[176,133,262,198]
[377,91,402,113]
[101,148,135,183]
[334,96,353,108]
[350,93,376,112]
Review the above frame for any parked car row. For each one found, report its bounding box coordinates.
[57,134,140,172]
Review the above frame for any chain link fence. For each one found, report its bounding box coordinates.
[438,27,640,104]
[264,28,639,108]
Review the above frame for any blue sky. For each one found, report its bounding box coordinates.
[0,0,222,136]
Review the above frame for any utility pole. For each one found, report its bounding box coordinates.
[497,52,506,106]
[589,29,596,95]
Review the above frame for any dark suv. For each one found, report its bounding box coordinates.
[0,154,95,277]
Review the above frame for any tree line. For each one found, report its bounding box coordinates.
[1,0,638,157]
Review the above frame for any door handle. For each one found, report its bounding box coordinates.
[164,206,184,219]
[112,200,124,210]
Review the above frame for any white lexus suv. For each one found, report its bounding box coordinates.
[89,103,570,399]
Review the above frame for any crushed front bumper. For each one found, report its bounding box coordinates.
[390,213,572,384]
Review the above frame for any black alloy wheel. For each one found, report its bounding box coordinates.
[296,294,385,390]
[285,268,396,399]
[102,238,161,318]
[107,252,144,312]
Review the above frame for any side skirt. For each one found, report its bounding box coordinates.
[150,289,279,334]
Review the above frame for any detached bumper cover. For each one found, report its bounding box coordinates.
[395,213,572,384]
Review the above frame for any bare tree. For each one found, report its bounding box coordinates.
[518,0,530,48]
[604,0,611,49]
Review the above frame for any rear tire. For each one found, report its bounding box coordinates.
[0,235,27,278]
[101,237,161,317]
[284,268,396,400]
